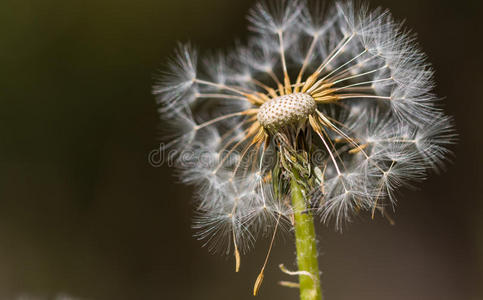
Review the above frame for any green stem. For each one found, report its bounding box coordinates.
[291,171,322,300]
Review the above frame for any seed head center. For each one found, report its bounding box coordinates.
[257,93,316,129]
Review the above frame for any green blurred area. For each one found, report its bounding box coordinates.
[0,0,481,299]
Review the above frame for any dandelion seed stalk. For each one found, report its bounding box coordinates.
[155,0,455,297]
[291,170,322,300]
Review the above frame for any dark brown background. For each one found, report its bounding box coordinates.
[1,0,482,299]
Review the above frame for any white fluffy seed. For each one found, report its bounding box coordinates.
[257,93,316,129]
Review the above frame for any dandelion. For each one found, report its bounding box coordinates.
[154,1,455,299]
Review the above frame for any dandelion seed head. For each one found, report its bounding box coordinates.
[155,0,455,253]
[257,93,316,129]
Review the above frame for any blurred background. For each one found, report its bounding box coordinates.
[1,0,482,299]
